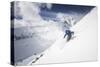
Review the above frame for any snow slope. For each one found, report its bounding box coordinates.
[34,7,98,64]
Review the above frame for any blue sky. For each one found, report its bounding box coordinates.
[39,3,95,22]
[11,2,95,23]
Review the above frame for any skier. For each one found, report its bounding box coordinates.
[64,30,74,41]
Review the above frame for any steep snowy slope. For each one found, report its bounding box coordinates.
[35,7,98,64]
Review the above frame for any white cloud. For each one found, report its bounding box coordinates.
[46,3,52,9]
[14,2,44,28]
[13,2,62,40]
